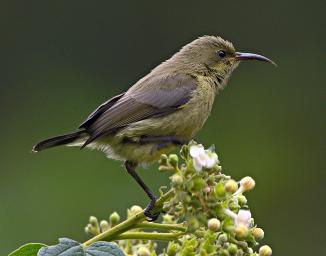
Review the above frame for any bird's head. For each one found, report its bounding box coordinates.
[172,35,276,87]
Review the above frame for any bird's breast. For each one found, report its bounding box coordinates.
[177,76,216,138]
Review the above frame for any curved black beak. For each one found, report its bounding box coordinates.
[235,52,277,67]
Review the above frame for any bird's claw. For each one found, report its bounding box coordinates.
[144,196,160,222]
[144,211,160,222]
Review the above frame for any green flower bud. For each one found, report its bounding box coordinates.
[214,182,226,199]
[129,205,143,217]
[186,180,194,191]
[224,242,230,248]
[227,244,238,255]
[191,177,205,192]
[109,211,120,226]
[162,214,175,224]
[179,191,191,203]
[252,227,264,240]
[180,145,189,160]
[84,224,92,234]
[237,195,248,206]
[159,165,175,172]
[137,246,151,256]
[159,154,168,165]
[236,249,244,256]
[217,233,228,244]
[168,154,179,169]
[237,241,248,249]
[100,220,109,232]
[229,201,240,212]
[247,248,253,254]
[220,249,230,256]
[167,242,180,256]
[259,245,272,256]
[89,216,100,234]
[162,203,170,212]
[208,218,221,232]
[225,179,238,193]
[85,223,99,235]
[171,174,183,187]
[212,165,222,173]
[235,225,248,239]
[89,216,99,227]
[206,176,216,185]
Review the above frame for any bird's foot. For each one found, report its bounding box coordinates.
[144,196,160,222]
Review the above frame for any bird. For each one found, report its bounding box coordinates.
[33,35,275,221]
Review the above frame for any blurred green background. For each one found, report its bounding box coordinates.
[0,0,325,255]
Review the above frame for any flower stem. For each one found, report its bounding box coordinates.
[82,188,175,247]
[135,222,186,232]
[111,231,185,241]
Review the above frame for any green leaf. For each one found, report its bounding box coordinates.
[8,243,46,256]
[87,242,125,256]
[37,238,83,256]
[37,238,124,256]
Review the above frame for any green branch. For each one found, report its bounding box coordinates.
[111,231,185,241]
[135,222,186,232]
[82,188,175,247]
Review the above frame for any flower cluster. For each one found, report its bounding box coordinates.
[85,142,272,256]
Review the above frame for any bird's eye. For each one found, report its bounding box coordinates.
[217,50,226,58]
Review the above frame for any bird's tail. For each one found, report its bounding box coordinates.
[32,130,87,152]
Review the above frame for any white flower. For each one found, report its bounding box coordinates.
[189,144,218,171]
[224,209,252,228]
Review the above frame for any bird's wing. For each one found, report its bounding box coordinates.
[82,73,197,146]
[79,93,125,129]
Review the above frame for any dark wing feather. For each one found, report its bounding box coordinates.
[82,74,197,147]
[79,93,125,129]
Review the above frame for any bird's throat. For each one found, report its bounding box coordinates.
[211,62,239,92]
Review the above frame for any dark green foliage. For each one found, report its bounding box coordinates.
[8,244,46,256]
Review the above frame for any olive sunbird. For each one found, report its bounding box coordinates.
[33,35,275,221]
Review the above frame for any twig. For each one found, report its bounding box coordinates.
[111,231,185,241]
[82,188,175,247]
[135,222,186,232]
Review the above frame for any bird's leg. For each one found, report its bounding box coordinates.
[124,160,160,222]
